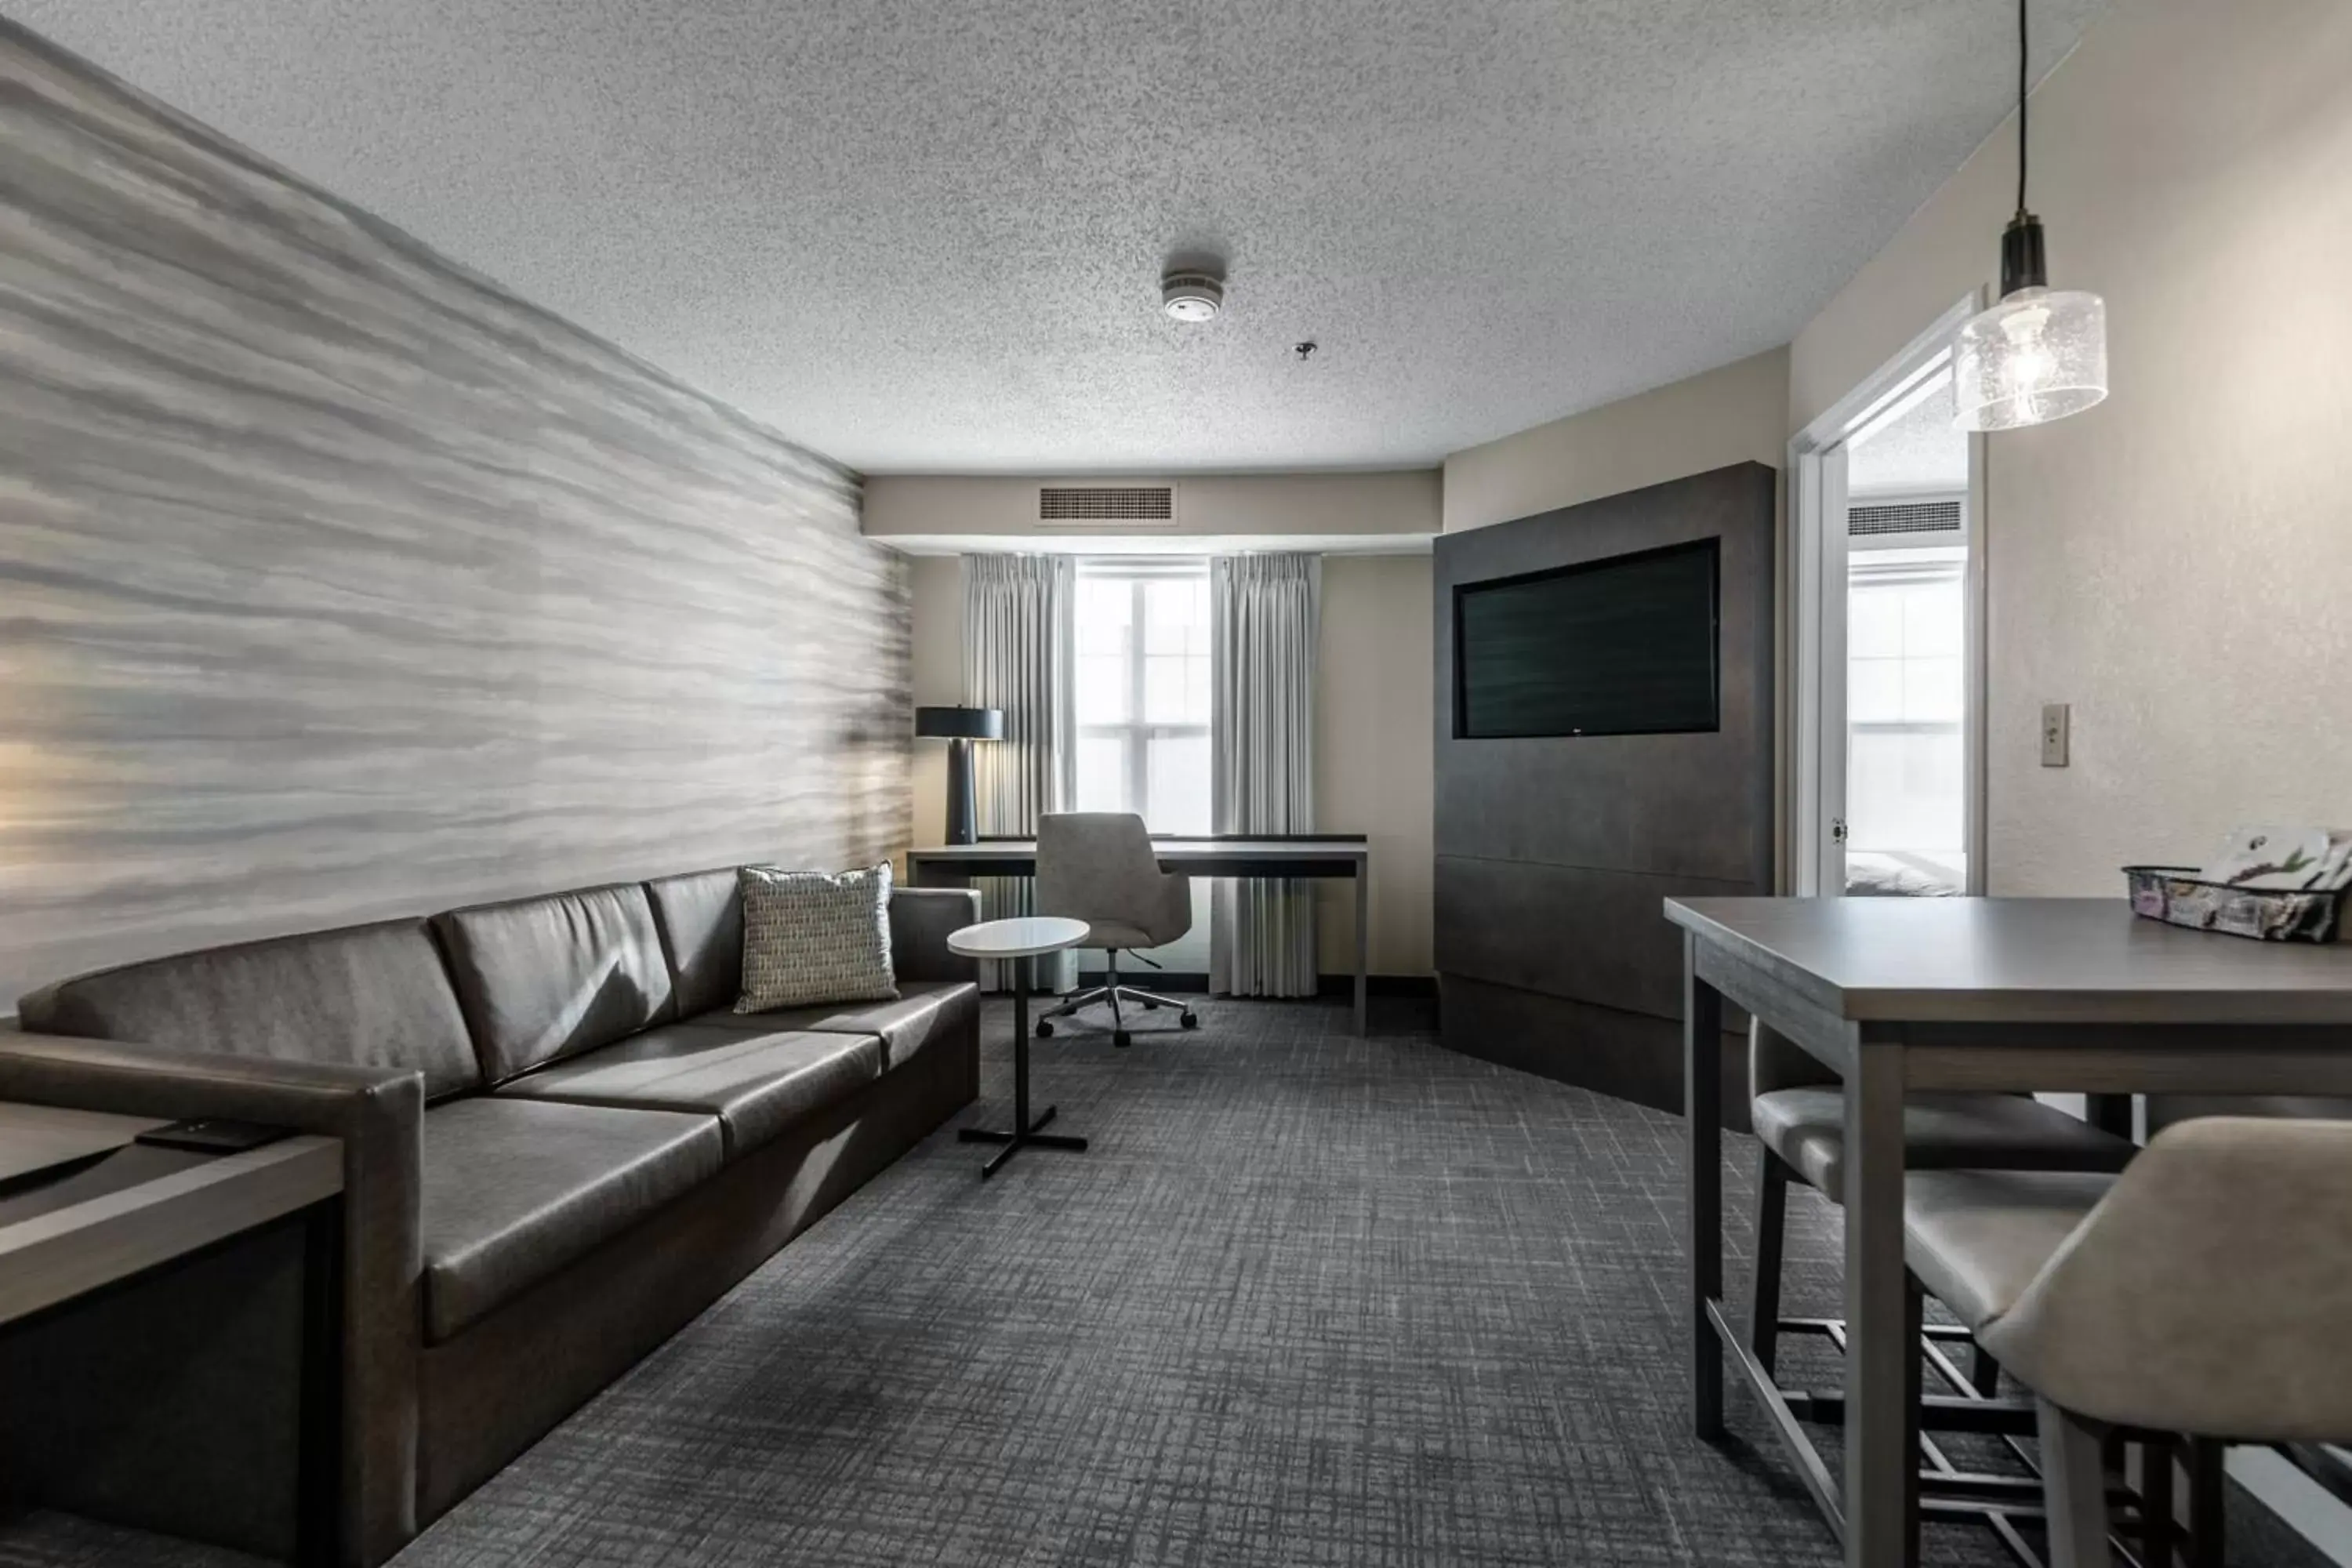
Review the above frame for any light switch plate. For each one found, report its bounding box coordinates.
[2041,703,2070,768]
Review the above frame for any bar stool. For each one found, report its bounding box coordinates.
[1747,1020,2136,1379]
[1904,1116,2352,1567]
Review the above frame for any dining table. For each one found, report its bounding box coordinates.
[1665,895,2352,1568]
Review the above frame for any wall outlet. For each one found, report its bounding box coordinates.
[2040,702,2071,768]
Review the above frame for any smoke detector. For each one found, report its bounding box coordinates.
[1161,269,1224,323]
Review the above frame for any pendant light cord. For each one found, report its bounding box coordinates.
[2016,0,2030,216]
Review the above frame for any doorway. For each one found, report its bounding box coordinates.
[1789,297,1987,898]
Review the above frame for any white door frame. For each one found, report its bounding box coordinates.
[1787,292,1990,896]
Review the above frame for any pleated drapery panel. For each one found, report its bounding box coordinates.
[1210,553,1320,996]
[964,554,1077,993]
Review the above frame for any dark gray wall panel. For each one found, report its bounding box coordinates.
[1434,463,1777,884]
[1433,463,1775,1098]
[0,24,909,1005]
[1433,857,1754,1021]
[1438,975,1749,1130]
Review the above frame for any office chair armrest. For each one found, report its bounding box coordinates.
[1982,1115,2352,1440]
[1156,869,1192,942]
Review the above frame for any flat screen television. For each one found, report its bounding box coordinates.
[1454,537,1720,739]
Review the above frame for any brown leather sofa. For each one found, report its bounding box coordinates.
[0,868,981,1566]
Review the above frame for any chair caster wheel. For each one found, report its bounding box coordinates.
[1113,1030,1133,1049]
[1035,1019,1054,1038]
[1180,1011,1199,1029]
[1142,998,1160,1010]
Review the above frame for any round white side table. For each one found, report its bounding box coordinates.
[946,916,1090,1178]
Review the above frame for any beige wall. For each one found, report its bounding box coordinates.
[1442,349,1789,533]
[1439,347,1791,884]
[906,554,965,865]
[1316,554,1435,976]
[1791,0,2352,895]
[866,469,1439,543]
[900,548,1437,976]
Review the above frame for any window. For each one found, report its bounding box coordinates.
[1074,558,1211,833]
[1846,544,1965,882]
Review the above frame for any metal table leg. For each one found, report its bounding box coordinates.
[959,953,1088,1178]
[1685,933,1725,1439]
[1353,865,1370,1036]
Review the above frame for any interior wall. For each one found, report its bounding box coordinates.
[1789,0,2352,895]
[1316,554,1434,978]
[1432,464,1778,1115]
[906,555,966,863]
[901,547,1436,977]
[866,470,1439,544]
[0,23,908,1005]
[1440,348,1791,886]
[1442,349,1790,534]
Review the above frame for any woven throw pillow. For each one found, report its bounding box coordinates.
[734,862,898,1013]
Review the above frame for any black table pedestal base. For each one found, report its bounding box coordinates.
[958,1107,1088,1178]
[961,949,1087,1178]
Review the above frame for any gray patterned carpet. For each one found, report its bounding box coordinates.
[0,998,2329,1566]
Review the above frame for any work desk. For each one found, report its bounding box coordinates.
[908,835,1373,1034]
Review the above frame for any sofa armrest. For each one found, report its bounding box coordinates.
[889,886,982,985]
[0,1034,425,1567]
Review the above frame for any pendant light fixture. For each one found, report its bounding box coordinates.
[1952,0,2108,430]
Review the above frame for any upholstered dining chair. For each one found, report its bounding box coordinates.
[1746,1019,2136,1381]
[1904,1116,2352,1568]
[1033,812,1199,1047]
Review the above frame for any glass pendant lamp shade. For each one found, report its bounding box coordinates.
[1953,285,2108,431]
[1953,0,2111,433]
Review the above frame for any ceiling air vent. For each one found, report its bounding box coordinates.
[1038,485,1176,524]
[1849,499,1963,539]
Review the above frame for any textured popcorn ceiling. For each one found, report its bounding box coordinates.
[14,0,2105,474]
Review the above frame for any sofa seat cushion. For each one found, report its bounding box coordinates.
[433,883,676,1085]
[421,1098,721,1343]
[493,1023,883,1157]
[683,981,976,1073]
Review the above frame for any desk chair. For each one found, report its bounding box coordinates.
[1033,812,1199,1047]
[1905,1116,2352,1567]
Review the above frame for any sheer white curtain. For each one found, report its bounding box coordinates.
[964,554,1076,993]
[1210,553,1319,996]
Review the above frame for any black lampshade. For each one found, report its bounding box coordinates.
[914,706,1003,741]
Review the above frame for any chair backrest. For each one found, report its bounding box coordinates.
[1036,813,1187,943]
[1990,1115,2352,1443]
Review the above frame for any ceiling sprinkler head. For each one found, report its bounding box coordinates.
[1293,341,1319,360]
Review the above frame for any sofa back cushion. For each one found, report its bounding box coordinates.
[432,883,675,1085]
[17,919,481,1101]
[643,868,742,1018]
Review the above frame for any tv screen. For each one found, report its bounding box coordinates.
[1454,538,1720,739]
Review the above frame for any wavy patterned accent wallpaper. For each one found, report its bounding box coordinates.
[0,22,909,1005]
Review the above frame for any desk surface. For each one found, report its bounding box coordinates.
[1666,895,2352,1025]
[913,837,1367,862]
